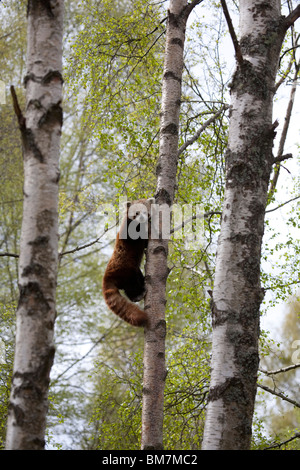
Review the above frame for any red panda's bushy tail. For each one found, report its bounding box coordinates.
[102,279,148,327]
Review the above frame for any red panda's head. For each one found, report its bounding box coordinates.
[126,198,155,224]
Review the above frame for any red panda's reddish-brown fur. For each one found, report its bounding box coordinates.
[102,198,154,327]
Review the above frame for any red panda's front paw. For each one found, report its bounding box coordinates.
[131,289,146,302]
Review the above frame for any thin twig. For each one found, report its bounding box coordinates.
[258,383,300,409]
[259,363,300,376]
[170,211,222,234]
[273,153,293,164]
[177,104,229,157]
[220,0,243,65]
[268,59,299,200]
[50,322,120,385]
[265,194,300,214]
[59,223,117,257]
[263,432,300,450]
[0,252,19,258]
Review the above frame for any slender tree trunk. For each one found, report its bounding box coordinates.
[6,0,64,450]
[141,0,200,450]
[202,0,300,450]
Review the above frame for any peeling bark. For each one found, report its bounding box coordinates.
[6,0,64,450]
[202,0,299,450]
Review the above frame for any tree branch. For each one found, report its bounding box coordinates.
[184,0,204,20]
[0,252,19,258]
[220,0,243,65]
[272,153,293,164]
[265,194,300,214]
[285,5,300,30]
[177,104,229,157]
[59,225,116,258]
[170,210,222,234]
[263,432,300,450]
[258,383,300,409]
[50,325,118,385]
[10,85,26,131]
[268,58,299,200]
[259,363,300,376]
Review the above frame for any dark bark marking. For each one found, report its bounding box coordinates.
[153,245,168,256]
[42,70,64,85]
[168,11,180,28]
[251,1,273,19]
[28,235,50,246]
[230,59,270,100]
[226,121,275,188]
[12,351,55,405]
[8,403,25,426]
[10,87,43,162]
[27,99,43,110]
[208,377,246,403]
[27,0,55,18]
[18,281,51,316]
[156,162,162,177]
[38,102,63,128]
[155,320,167,339]
[23,129,44,162]
[211,300,261,329]
[155,188,172,206]
[171,37,184,48]
[24,70,63,86]
[22,262,46,278]
[227,161,258,190]
[9,345,55,448]
[10,85,25,130]
[163,71,182,83]
[36,209,55,232]
[143,443,164,451]
[31,437,46,449]
[161,123,178,135]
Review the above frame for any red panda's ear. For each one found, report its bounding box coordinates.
[123,201,131,210]
[147,197,155,204]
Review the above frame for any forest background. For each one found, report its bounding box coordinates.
[0,0,300,450]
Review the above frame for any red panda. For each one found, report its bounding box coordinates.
[102,198,155,327]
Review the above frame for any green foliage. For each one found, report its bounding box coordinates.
[0,1,26,85]
[261,194,300,310]
[84,324,210,450]
[59,0,234,450]
[1,0,300,452]
[0,76,23,448]
[82,330,144,450]
[67,0,164,201]
[163,327,210,450]
[0,302,15,449]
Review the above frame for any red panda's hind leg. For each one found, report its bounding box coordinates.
[124,269,146,302]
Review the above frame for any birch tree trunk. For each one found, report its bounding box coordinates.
[141,0,200,450]
[6,0,64,450]
[202,0,300,450]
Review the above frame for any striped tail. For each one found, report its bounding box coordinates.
[102,279,148,327]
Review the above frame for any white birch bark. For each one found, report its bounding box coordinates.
[6,0,64,450]
[202,0,300,450]
[141,0,200,450]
